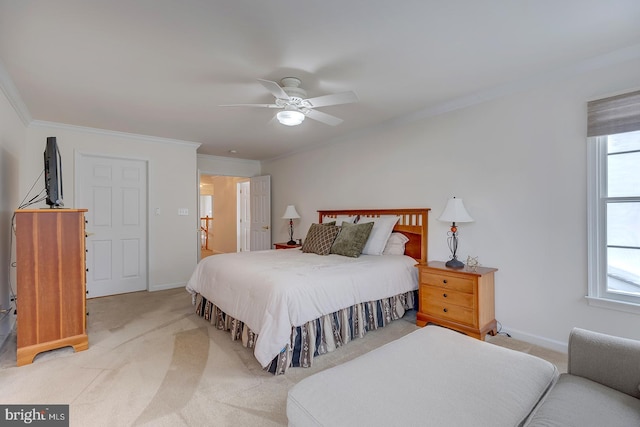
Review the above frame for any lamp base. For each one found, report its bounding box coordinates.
[287,240,296,245]
[445,258,465,269]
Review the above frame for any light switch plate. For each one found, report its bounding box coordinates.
[178,208,189,216]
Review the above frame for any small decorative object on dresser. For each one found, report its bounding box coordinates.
[416,261,497,340]
[466,255,479,271]
[274,242,302,250]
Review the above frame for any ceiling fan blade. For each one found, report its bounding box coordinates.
[257,79,290,100]
[304,109,344,126]
[304,91,358,108]
[219,103,280,108]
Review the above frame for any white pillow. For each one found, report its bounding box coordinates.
[322,215,356,225]
[383,232,410,255]
[358,216,400,255]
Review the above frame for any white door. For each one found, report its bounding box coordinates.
[77,154,148,298]
[238,180,250,251]
[250,175,271,250]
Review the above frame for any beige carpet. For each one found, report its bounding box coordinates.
[0,288,566,426]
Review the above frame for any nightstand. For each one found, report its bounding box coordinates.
[416,261,498,340]
[273,242,302,250]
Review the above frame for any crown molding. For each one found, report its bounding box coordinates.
[30,120,202,149]
[0,58,32,126]
[264,42,640,164]
[1,59,201,150]
[395,42,640,126]
[5,41,640,161]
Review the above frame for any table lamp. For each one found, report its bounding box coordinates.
[282,205,301,245]
[438,197,474,268]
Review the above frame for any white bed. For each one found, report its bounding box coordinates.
[186,208,430,374]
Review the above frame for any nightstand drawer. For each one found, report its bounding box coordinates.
[423,300,475,326]
[421,285,474,309]
[421,272,474,293]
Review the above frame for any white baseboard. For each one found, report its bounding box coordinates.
[498,325,568,354]
[149,282,185,292]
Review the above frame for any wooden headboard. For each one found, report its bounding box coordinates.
[317,208,430,264]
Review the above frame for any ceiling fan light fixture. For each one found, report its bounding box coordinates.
[222,78,357,126]
[276,108,305,126]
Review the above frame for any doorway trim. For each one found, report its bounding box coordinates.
[237,180,250,252]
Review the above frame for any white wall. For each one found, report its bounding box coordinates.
[0,83,27,345]
[197,154,261,177]
[22,124,200,292]
[262,56,640,351]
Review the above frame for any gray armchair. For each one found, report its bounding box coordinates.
[526,327,640,427]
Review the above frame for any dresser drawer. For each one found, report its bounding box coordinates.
[422,300,475,326]
[420,272,474,293]
[421,285,474,309]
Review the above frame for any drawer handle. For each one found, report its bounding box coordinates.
[443,279,448,284]
[443,293,448,298]
[443,308,448,313]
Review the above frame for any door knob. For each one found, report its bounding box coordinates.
[262,225,270,230]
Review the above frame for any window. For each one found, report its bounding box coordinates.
[587,90,640,312]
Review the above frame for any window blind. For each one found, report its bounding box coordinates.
[587,89,640,137]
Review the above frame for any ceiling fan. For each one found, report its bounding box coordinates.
[220,77,358,126]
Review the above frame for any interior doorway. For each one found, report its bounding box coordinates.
[199,194,214,257]
[199,174,250,258]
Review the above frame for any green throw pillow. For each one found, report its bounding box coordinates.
[330,221,374,258]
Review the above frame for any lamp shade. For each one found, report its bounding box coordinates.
[438,197,474,223]
[282,205,300,219]
[277,108,305,126]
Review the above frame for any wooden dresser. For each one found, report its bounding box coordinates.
[15,209,89,366]
[416,261,498,340]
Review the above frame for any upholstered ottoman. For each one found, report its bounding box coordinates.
[287,325,558,427]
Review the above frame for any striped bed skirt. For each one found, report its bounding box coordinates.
[193,290,417,375]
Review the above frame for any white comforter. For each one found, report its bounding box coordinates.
[186,248,418,367]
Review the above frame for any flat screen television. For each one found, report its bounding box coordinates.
[44,136,63,207]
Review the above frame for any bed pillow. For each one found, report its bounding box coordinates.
[330,221,374,258]
[301,223,340,255]
[322,215,356,225]
[382,232,410,255]
[357,216,401,255]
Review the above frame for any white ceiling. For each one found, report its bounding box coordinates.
[1,1,640,161]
